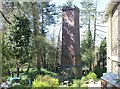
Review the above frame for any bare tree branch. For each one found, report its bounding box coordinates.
[0,10,12,24]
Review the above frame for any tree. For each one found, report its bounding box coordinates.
[9,16,32,77]
[31,35,60,72]
[2,2,18,77]
[1,1,59,76]
[80,0,95,30]
[99,37,106,69]
[81,28,93,71]
[30,2,58,71]
[80,0,100,71]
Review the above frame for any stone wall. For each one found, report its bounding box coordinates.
[112,6,118,56]
[118,2,120,58]
[111,2,120,75]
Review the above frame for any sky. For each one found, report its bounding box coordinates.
[51,0,109,11]
[47,0,109,46]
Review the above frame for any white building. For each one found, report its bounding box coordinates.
[102,0,120,75]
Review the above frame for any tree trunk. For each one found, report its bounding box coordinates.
[97,60,100,67]
[43,51,46,68]
[26,64,30,74]
[93,7,97,70]
[31,2,39,35]
[7,68,11,76]
[89,61,92,71]
[37,51,41,71]
[16,63,19,77]
[31,2,41,71]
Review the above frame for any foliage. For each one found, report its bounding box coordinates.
[20,79,29,86]
[86,72,97,80]
[80,0,96,29]
[116,79,120,83]
[72,79,81,87]
[9,15,32,63]
[80,84,88,88]
[28,68,37,73]
[80,76,89,85]
[10,85,32,89]
[99,38,107,68]
[32,75,59,87]
[31,35,61,72]
[81,76,88,81]
[81,28,93,71]
[82,49,93,65]
[80,0,99,72]
[2,76,9,82]
[2,2,59,78]
[93,66,106,78]
[41,68,57,77]
[32,80,49,87]
[27,72,36,79]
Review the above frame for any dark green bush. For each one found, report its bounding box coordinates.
[40,68,57,77]
[93,66,106,78]
[2,76,9,82]
[27,72,36,79]
[10,85,32,89]
[20,79,29,86]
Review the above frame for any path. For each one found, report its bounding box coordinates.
[87,80,101,89]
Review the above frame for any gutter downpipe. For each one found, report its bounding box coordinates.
[107,13,112,73]
[0,0,2,84]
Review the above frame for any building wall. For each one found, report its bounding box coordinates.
[107,14,112,73]
[118,2,120,59]
[110,3,120,75]
[112,8,118,56]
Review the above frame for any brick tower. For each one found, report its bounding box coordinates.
[61,6,82,78]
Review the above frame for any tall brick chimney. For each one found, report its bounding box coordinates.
[61,6,82,78]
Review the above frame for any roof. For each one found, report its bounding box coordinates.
[102,0,119,23]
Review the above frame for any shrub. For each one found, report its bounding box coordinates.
[2,76,9,82]
[32,80,49,87]
[81,76,88,81]
[32,75,59,88]
[20,79,29,86]
[41,68,57,77]
[87,72,97,80]
[93,66,106,78]
[10,85,32,89]
[72,79,81,87]
[80,84,88,89]
[27,72,36,79]
[80,76,89,85]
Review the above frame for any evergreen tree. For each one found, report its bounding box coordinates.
[80,0,99,71]
[99,37,106,69]
[81,29,93,71]
[9,16,32,77]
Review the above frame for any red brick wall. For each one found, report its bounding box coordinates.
[61,7,82,78]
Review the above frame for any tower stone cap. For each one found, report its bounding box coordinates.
[62,5,79,12]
